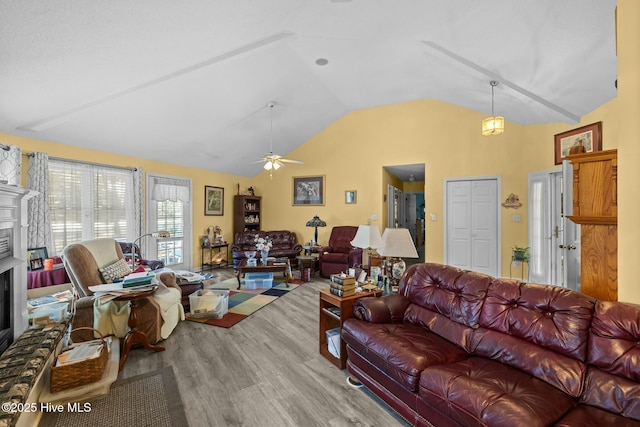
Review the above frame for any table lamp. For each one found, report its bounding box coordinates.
[350,224,384,292]
[377,228,419,287]
[305,215,326,245]
[130,230,170,270]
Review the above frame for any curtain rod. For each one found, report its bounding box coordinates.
[18,150,138,172]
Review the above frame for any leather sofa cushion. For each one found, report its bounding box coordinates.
[587,300,640,382]
[555,400,640,427]
[401,263,491,328]
[320,252,349,263]
[479,279,595,360]
[580,367,640,421]
[418,357,576,427]
[342,320,468,392]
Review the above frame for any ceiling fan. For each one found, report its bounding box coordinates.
[252,101,303,177]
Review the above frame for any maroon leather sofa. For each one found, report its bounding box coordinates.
[231,230,303,270]
[318,226,363,277]
[342,263,640,427]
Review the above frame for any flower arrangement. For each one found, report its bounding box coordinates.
[255,235,273,251]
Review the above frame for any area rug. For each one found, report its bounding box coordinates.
[185,277,302,328]
[40,366,188,427]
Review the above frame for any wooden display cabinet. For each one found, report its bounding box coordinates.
[567,149,617,301]
[318,288,381,369]
[233,195,261,237]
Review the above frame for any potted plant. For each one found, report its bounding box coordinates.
[512,246,530,262]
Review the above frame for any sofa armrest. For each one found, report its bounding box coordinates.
[230,244,243,253]
[353,294,410,323]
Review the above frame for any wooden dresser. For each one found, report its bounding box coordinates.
[567,149,617,301]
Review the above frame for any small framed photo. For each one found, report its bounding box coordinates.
[27,247,48,271]
[29,258,44,271]
[345,190,357,204]
[202,235,211,247]
[293,176,325,206]
[205,186,224,216]
[554,121,602,165]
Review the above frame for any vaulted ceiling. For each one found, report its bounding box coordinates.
[0,1,617,177]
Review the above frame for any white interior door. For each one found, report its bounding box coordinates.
[528,167,580,289]
[445,178,499,276]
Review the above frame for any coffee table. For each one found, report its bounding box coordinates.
[236,258,290,289]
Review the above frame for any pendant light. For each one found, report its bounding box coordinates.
[482,80,504,136]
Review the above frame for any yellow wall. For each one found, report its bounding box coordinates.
[3,4,637,303]
[2,132,251,267]
[617,0,640,303]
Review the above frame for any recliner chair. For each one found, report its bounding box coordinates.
[318,226,363,277]
[62,238,183,343]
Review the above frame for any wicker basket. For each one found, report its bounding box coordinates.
[50,327,109,392]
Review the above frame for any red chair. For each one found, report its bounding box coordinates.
[318,226,363,277]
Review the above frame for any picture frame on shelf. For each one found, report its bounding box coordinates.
[29,258,44,271]
[345,190,357,204]
[293,175,325,206]
[554,121,602,165]
[27,247,48,271]
[202,235,211,247]
[205,186,224,216]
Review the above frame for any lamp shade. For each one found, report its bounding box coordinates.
[305,216,326,228]
[350,225,384,249]
[481,116,505,136]
[377,228,418,258]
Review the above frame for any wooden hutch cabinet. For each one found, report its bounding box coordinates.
[567,149,617,301]
[233,195,261,237]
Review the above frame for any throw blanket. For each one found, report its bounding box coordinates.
[94,283,184,339]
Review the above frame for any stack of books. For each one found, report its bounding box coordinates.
[329,274,356,297]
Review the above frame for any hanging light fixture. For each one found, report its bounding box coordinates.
[251,102,303,179]
[482,80,504,136]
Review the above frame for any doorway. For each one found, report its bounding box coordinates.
[444,177,500,277]
[528,166,580,290]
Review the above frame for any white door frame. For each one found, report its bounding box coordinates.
[444,176,501,277]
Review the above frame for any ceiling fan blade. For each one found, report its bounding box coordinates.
[250,158,268,164]
[279,158,304,164]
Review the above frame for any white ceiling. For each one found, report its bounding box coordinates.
[0,1,617,178]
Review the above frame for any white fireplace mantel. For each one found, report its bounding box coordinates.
[0,183,38,338]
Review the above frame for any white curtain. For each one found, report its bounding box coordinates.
[0,144,22,185]
[151,176,190,202]
[133,168,143,238]
[27,153,54,253]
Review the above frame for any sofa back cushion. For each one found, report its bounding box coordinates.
[580,300,640,420]
[268,230,298,251]
[400,263,491,351]
[471,279,595,397]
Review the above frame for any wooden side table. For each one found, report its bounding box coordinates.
[115,286,165,371]
[318,288,381,369]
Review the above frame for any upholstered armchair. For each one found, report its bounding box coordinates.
[61,238,183,343]
[318,226,363,277]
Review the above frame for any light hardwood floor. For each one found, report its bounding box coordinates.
[121,269,408,427]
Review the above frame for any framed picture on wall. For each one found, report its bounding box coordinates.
[204,186,224,216]
[554,121,602,165]
[345,190,357,204]
[293,176,325,206]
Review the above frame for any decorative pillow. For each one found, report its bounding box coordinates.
[99,258,131,283]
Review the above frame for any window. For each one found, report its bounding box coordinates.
[48,160,139,254]
[146,174,191,269]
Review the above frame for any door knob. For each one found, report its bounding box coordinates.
[559,245,577,250]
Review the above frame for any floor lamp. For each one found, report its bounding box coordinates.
[130,230,170,270]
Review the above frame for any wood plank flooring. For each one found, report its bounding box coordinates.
[120,269,408,427]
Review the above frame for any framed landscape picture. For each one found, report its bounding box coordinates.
[554,121,602,165]
[204,186,224,216]
[293,176,325,206]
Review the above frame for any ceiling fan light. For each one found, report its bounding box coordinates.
[482,116,505,136]
[273,161,281,170]
[264,161,273,170]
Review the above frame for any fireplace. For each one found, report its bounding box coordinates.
[0,183,38,356]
